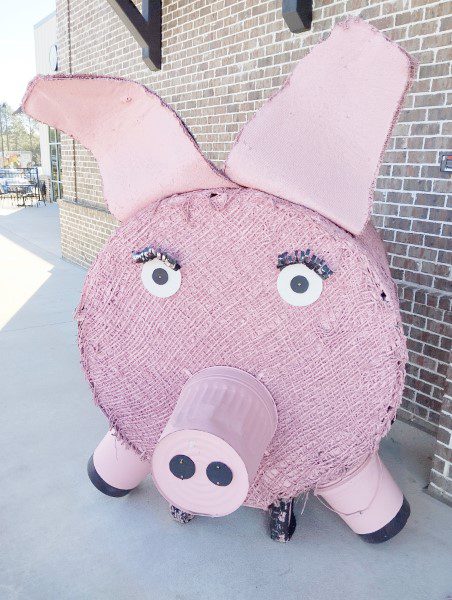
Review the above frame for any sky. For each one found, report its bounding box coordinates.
[0,0,57,109]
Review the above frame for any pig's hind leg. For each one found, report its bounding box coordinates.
[88,430,152,497]
[316,453,410,543]
[268,498,296,542]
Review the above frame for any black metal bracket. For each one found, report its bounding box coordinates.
[282,0,312,33]
[106,0,162,70]
[269,498,297,542]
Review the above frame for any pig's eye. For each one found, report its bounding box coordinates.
[141,259,181,298]
[277,263,323,307]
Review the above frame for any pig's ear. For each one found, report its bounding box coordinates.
[224,19,415,235]
[22,75,236,222]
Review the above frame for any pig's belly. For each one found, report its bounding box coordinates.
[76,189,407,510]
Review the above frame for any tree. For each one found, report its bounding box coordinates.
[0,102,41,165]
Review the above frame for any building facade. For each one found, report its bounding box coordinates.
[49,0,451,503]
[34,12,63,201]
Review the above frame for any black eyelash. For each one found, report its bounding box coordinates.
[277,249,333,280]
[132,246,180,270]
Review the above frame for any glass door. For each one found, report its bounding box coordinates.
[49,127,63,201]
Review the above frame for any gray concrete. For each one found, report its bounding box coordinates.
[0,204,451,600]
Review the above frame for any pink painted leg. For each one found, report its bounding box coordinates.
[316,453,410,543]
[88,430,152,497]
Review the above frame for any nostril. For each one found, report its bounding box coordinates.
[206,462,233,487]
[169,454,195,480]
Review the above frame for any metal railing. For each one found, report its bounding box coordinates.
[0,166,45,206]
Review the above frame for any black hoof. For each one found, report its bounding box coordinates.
[170,505,195,524]
[87,455,131,497]
[359,496,410,544]
[269,498,297,542]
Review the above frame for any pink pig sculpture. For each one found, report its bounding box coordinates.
[23,19,415,543]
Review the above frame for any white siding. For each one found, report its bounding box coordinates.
[34,13,56,177]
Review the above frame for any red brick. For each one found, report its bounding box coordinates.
[422,32,452,49]
[395,9,422,25]
[414,93,446,108]
[418,63,450,79]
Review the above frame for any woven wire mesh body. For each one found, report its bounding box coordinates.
[76,188,407,510]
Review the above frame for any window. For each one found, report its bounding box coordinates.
[49,127,63,201]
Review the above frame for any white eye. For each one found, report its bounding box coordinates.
[141,260,181,298]
[277,263,323,307]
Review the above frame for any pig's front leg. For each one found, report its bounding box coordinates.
[268,498,296,542]
[170,505,195,524]
[88,430,152,497]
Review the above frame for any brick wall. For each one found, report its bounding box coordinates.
[58,199,117,267]
[429,365,452,506]
[398,285,451,430]
[53,0,451,487]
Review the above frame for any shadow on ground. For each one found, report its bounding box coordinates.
[0,204,451,600]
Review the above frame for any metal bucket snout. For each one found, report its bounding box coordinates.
[151,367,278,517]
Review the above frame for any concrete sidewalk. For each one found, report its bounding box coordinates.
[0,204,451,600]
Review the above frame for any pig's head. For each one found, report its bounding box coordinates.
[23,19,414,513]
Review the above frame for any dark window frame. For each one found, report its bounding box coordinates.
[48,126,63,201]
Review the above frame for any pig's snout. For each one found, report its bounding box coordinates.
[151,367,277,517]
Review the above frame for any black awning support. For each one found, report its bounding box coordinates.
[282,0,312,33]
[106,0,162,70]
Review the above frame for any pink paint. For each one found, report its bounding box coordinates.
[316,453,403,535]
[72,187,407,509]
[21,19,413,525]
[22,75,237,223]
[152,367,277,516]
[225,18,415,235]
[93,430,152,490]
